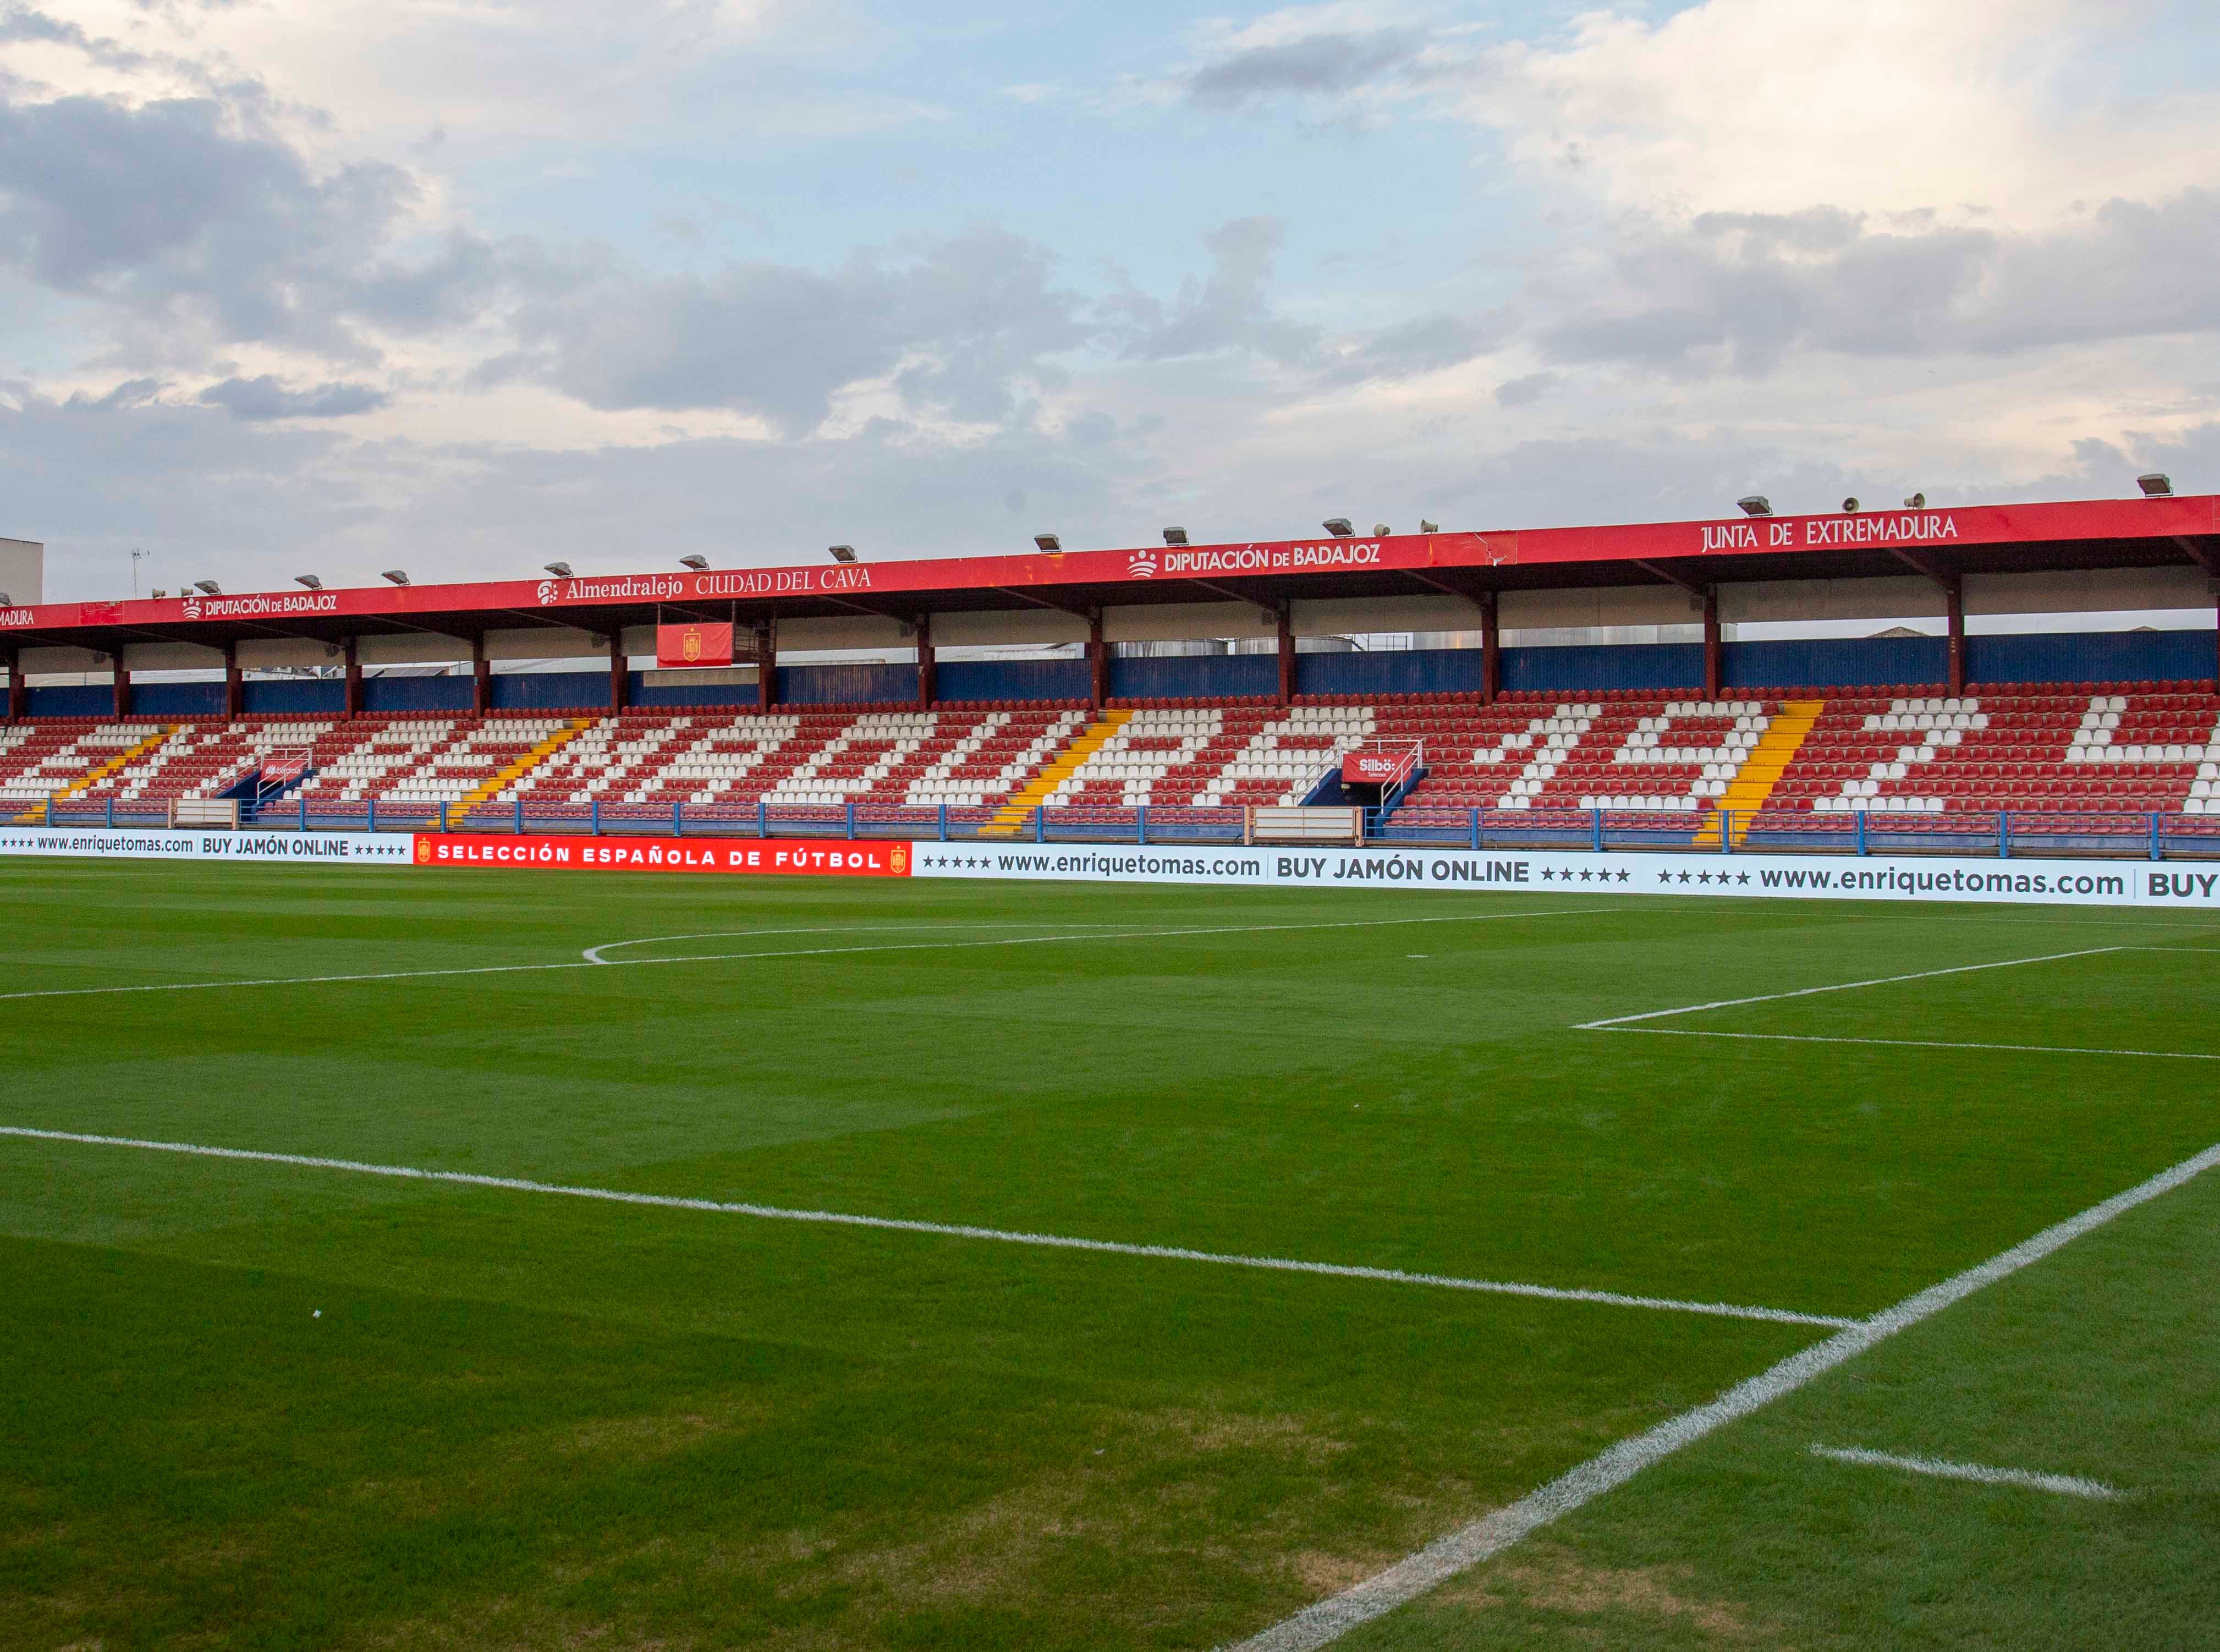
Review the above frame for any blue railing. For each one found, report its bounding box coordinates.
[29,795,2220,861]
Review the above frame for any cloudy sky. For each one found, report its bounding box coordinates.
[3,0,2218,602]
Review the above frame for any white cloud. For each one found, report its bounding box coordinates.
[1467,0,2219,226]
[6,0,917,151]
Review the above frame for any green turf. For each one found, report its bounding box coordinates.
[2,861,2215,1649]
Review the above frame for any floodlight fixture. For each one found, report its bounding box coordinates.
[1372,523,1391,536]
[194,579,221,595]
[1842,498,1860,513]
[2138,472,2174,498]
[827,545,858,563]
[1321,517,1354,537]
[0,591,11,606]
[1737,496,1771,517]
[1162,527,1188,546]
[543,562,573,578]
[1903,492,1926,509]
[1419,519,1439,534]
[380,569,410,586]
[679,555,710,572]
[294,574,323,590]
[1034,533,1061,551]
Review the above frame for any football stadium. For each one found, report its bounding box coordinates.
[6,493,2219,1648]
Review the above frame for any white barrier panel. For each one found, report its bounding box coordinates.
[0,827,410,865]
[4,824,2216,911]
[910,842,2220,910]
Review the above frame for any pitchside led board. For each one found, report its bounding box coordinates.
[656,622,734,668]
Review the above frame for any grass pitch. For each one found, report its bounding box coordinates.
[2,861,2216,1650]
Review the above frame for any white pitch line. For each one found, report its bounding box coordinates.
[579,922,1144,965]
[1595,1028,2220,1063]
[0,907,1620,1004]
[1574,947,2125,1030]
[0,1126,1850,1330]
[1223,1135,2220,1652]
[1810,1445,2122,1500]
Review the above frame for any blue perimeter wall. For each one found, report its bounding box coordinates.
[21,628,2215,717]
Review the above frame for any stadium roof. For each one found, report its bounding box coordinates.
[3,493,2215,655]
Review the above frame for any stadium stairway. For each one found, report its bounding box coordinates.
[1693,699,1823,844]
[9,724,175,822]
[986,709,1131,832]
[449,718,595,821]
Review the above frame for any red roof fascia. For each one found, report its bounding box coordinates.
[4,494,2212,638]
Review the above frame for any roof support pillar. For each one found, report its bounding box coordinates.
[1088,610,1108,710]
[112,648,132,721]
[1479,590,1500,705]
[223,643,243,722]
[471,635,490,717]
[1944,575,1966,695]
[342,636,361,720]
[1702,587,1722,701]
[756,613,778,711]
[607,634,629,715]
[915,611,936,710]
[1275,603,1294,707]
[3,650,21,723]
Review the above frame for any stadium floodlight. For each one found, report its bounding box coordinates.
[1034,533,1061,551]
[828,545,858,563]
[679,555,710,572]
[1162,527,1188,546]
[543,562,573,578]
[294,574,323,590]
[0,590,10,605]
[1419,519,1439,534]
[1737,496,1771,517]
[381,569,410,586]
[1903,492,1926,509]
[194,579,221,595]
[1322,517,1354,537]
[2138,472,2174,498]
[1372,523,1391,536]
[1842,498,1860,513]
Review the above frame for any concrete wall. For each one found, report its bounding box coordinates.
[0,537,41,605]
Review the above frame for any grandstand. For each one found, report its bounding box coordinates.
[7,683,2217,852]
[3,491,2218,851]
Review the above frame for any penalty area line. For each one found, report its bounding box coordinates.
[1810,1445,2122,1501]
[0,1126,1850,1331]
[1223,1135,2220,1652]
[1574,946,2125,1030]
[1593,1028,2220,1062]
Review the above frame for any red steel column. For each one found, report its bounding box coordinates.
[915,611,936,710]
[1702,587,1722,701]
[757,612,778,711]
[112,648,132,720]
[1089,610,1108,709]
[1945,576,1966,694]
[1479,589,1500,705]
[1275,603,1294,706]
[471,635,490,716]
[342,635,361,720]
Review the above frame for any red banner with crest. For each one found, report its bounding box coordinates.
[656,622,734,667]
